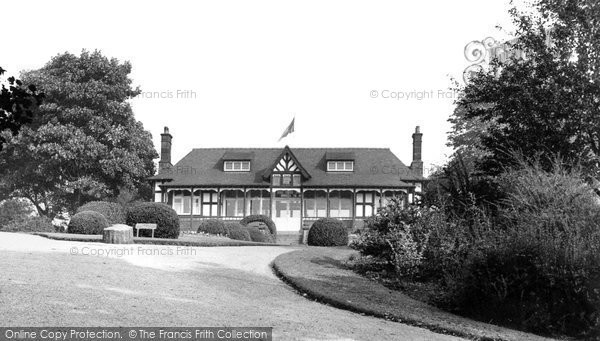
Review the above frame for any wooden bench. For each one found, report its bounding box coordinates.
[135,223,157,238]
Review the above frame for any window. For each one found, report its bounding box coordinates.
[282,174,292,186]
[224,161,250,172]
[200,191,219,216]
[327,161,354,172]
[172,190,191,215]
[222,190,244,217]
[329,190,353,217]
[304,190,327,217]
[381,191,405,208]
[247,190,270,216]
[272,174,281,186]
[355,191,377,217]
[292,174,301,186]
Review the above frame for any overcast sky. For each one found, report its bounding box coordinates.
[2,0,516,175]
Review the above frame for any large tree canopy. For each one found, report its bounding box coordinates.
[0,67,44,150]
[450,0,600,181]
[0,51,158,216]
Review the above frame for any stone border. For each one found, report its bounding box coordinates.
[271,248,559,341]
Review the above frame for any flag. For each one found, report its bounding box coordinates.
[278,117,295,141]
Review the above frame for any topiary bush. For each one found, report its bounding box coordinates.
[197,219,227,235]
[77,201,126,225]
[68,211,109,235]
[239,214,276,235]
[2,216,55,233]
[126,202,180,239]
[307,218,348,246]
[225,222,251,241]
[245,225,274,243]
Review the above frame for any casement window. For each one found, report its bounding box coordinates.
[355,191,377,217]
[200,191,219,216]
[272,173,301,186]
[222,190,244,217]
[303,190,327,217]
[381,191,405,208]
[329,190,353,218]
[224,161,250,172]
[247,190,271,216]
[327,161,354,172]
[172,190,191,215]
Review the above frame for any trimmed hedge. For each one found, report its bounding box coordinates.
[307,218,348,246]
[2,216,55,233]
[197,219,227,235]
[77,201,125,225]
[245,225,274,243]
[239,214,277,235]
[126,202,180,239]
[68,211,109,235]
[225,222,251,241]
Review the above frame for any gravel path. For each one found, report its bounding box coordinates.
[0,232,464,341]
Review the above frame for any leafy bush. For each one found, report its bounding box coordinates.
[307,218,348,246]
[68,211,109,234]
[2,216,55,232]
[225,222,251,241]
[77,201,125,225]
[239,214,277,235]
[245,225,274,243]
[0,198,34,228]
[197,219,227,235]
[126,202,180,239]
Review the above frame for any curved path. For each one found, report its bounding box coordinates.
[0,232,463,341]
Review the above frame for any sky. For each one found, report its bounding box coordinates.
[2,0,516,175]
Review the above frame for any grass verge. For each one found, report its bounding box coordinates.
[271,247,559,341]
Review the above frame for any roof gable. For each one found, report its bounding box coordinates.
[262,146,311,180]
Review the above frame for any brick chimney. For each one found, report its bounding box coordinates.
[410,126,423,177]
[159,126,172,173]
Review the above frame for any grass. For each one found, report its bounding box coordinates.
[33,232,280,247]
[272,247,558,341]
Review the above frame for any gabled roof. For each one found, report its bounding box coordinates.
[262,145,311,180]
[149,147,424,188]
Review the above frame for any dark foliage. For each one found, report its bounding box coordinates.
[68,211,108,235]
[0,198,34,227]
[126,202,180,239]
[245,225,274,243]
[1,216,55,232]
[239,214,277,235]
[307,218,348,246]
[77,201,125,225]
[225,222,251,241]
[197,219,227,235]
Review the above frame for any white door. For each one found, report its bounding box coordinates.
[272,191,301,232]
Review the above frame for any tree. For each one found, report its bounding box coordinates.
[0,67,44,150]
[450,0,600,182]
[0,51,158,216]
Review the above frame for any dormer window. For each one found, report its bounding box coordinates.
[327,161,354,172]
[224,161,250,172]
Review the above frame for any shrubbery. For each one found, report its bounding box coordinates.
[0,198,34,228]
[350,160,600,337]
[2,216,55,233]
[239,215,277,235]
[245,225,274,243]
[307,218,348,246]
[197,219,227,235]
[77,201,125,225]
[126,202,180,239]
[68,211,109,235]
[225,222,251,241]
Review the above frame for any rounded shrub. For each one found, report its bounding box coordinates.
[197,219,227,235]
[239,214,276,235]
[245,225,273,243]
[77,201,125,225]
[307,218,348,246]
[68,211,109,235]
[225,222,251,241]
[126,202,180,239]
